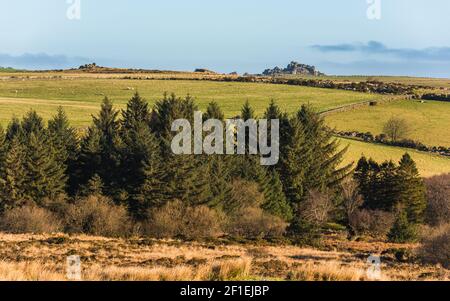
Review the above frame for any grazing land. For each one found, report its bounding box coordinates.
[0,77,377,127]
[327,100,450,147]
[338,138,450,177]
[1,72,449,177]
[0,233,447,281]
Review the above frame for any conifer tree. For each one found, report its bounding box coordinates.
[5,116,22,141]
[74,127,102,190]
[48,107,79,192]
[297,105,351,194]
[397,153,427,223]
[0,125,6,175]
[21,110,45,137]
[261,170,293,221]
[48,107,79,165]
[388,210,418,243]
[0,136,28,210]
[23,133,67,205]
[241,100,255,120]
[121,92,152,132]
[123,122,166,218]
[205,101,225,121]
[278,116,310,207]
[91,97,122,190]
[79,174,104,197]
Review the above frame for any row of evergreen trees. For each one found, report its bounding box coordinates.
[354,155,427,241]
[0,93,351,227]
[0,92,427,241]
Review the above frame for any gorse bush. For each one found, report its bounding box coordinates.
[0,205,62,234]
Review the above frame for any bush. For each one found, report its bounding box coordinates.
[144,200,224,240]
[418,224,450,268]
[388,211,419,243]
[64,195,131,237]
[349,209,395,239]
[226,180,265,214]
[299,190,334,227]
[227,207,287,240]
[0,205,62,234]
[424,174,450,227]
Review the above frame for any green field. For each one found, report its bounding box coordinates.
[338,138,450,178]
[0,78,376,127]
[326,99,450,147]
[1,74,449,177]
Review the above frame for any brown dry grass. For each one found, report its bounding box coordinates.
[0,233,447,281]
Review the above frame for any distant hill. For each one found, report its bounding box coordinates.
[0,67,22,72]
[263,61,325,76]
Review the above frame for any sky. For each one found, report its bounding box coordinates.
[1,0,450,77]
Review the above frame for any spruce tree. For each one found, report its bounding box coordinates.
[6,116,22,141]
[123,123,166,218]
[297,105,351,194]
[48,107,79,193]
[278,116,310,207]
[241,100,255,120]
[0,136,28,210]
[397,153,427,224]
[75,127,102,190]
[388,210,418,243]
[261,170,293,221]
[205,101,225,121]
[91,97,122,190]
[121,92,152,132]
[21,110,45,137]
[0,125,6,175]
[79,174,104,197]
[23,133,67,205]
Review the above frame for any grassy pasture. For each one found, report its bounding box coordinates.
[338,137,450,177]
[0,77,376,127]
[326,99,450,147]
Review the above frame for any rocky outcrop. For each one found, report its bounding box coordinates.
[263,61,325,76]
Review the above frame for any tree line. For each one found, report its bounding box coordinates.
[0,92,428,242]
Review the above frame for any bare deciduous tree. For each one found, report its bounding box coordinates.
[299,190,334,226]
[341,179,364,218]
[383,117,410,142]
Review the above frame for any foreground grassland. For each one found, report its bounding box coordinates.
[338,138,450,177]
[327,99,450,147]
[0,78,376,127]
[0,233,447,281]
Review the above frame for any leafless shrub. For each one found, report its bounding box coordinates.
[424,174,450,227]
[349,209,395,238]
[341,179,364,218]
[299,190,334,226]
[64,195,131,237]
[0,205,62,234]
[144,200,224,240]
[227,207,287,239]
[418,223,450,269]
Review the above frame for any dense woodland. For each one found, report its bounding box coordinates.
[0,93,444,246]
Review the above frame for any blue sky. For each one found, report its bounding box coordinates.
[1,0,450,77]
